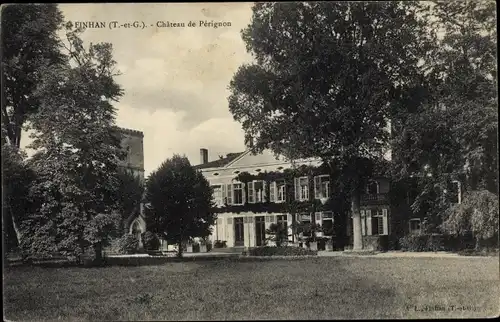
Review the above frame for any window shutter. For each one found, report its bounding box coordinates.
[247,182,253,203]
[227,217,233,225]
[272,215,277,223]
[262,181,267,202]
[294,177,300,201]
[226,184,232,205]
[248,216,254,224]
[366,210,372,236]
[360,210,366,236]
[222,185,226,203]
[265,215,270,223]
[314,176,321,199]
[241,183,246,204]
[287,214,292,222]
[270,181,276,202]
[382,208,388,235]
[295,214,300,222]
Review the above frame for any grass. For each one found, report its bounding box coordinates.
[4,257,499,320]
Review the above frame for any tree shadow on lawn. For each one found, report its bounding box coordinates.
[6,254,243,269]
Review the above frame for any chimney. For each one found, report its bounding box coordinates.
[200,148,208,164]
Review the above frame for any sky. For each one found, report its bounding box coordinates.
[22,3,255,176]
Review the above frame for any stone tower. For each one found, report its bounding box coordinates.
[114,126,146,242]
[115,127,145,182]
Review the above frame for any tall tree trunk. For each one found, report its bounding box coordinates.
[177,229,184,258]
[177,242,184,258]
[8,206,22,250]
[351,189,364,251]
[94,242,103,264]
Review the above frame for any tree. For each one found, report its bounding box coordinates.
[1,4,65,247]
[441,190,499,250]
[391,1,498,228]
[21,23,125,263]
[145,155,215,257]
[1,4,65,147]
[228,2,428,250]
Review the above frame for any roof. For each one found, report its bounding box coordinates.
[193,152,245,170]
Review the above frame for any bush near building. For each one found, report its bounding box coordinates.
[112,235,139,254]
[141,232,160,251]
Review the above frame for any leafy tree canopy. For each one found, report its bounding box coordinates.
[21,23,125,261]
[145,155,216,257]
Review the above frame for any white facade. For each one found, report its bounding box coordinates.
[196,149,332,248]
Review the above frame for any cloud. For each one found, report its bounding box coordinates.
[51,3,255,174]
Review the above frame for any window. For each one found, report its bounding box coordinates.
[314,175,330,199]
[248,180,264,203]
[212,185,223,206]
[254,181,264,203]
[367,180,379,195]
[277,215,287,230]
[409,218,421,234]
[233,183,243,205]
[295,177,309,201]
[276,180,286,202]
[322,212,334,236]
[371,209,384,236]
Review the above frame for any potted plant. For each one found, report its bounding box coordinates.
[307,223,322,251]
[214,240,227,248]
[199,237,209,253]
[290,221,306,248]
[325,238,334,251]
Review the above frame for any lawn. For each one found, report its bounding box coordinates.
[3,256,499,320]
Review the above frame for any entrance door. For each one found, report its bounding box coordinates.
[234,217,245,246]
[255,216,266,246]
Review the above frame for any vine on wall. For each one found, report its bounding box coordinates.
[212,164,350,215]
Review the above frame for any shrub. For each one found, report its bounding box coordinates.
[113,234,139,254]
[214,240,227,248]
[399,233,445,252]
[141,231,160,251]
[247,246,317,256]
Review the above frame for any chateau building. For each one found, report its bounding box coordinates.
[194,148,395,250]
